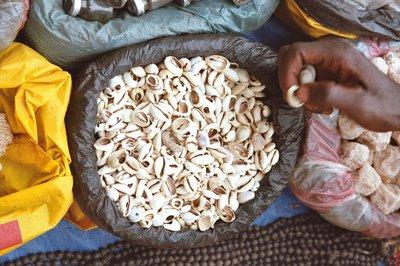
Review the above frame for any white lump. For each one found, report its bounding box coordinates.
[340,141,370,171]
[373,145,400,183]
[370,184,400,215]
[337,50,400,215]
[95,55,279,231]
[353,164,382,196]
[338,112,365,140]
[358,131,392,152]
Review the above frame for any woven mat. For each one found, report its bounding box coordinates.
[4,213,396,266]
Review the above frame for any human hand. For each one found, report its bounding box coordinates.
[278,38,400,132]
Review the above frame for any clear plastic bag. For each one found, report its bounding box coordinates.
[291,110,400,238]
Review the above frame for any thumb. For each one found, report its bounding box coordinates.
[295,81,366,114]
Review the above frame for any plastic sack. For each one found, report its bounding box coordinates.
[291,112,400,238]
[24,0,278,69]
[276,0,400,40]
[0,43,73,255]
[67,34,304,248]
[294,0,400,40]
[0,0,29,51]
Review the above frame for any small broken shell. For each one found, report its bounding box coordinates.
[286,85,303,108]
[219,206,235,223]
[234,97,249,114]
[197,130,210,148]
[146,74,163,92]
[108,75,126,91]
[94,137,114,152]
[198,215,212,231]
[123,71,139,89]
[206,55,230,72]
[130,66,146,77]
[107,150,128,168]
[131,111,151,128]
[165,56,183,77]
[118,195,132,217]
[179,58,192,71]
[163,219,181,231]
[129,88,144,102]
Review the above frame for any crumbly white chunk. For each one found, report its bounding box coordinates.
[340,141,370,171]
[358,131,391,152]
[370,183,400,215]
[373,145,400,183]
[338,112,365,140]
[353,164,382,196]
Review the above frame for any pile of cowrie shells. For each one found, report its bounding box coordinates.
[95,55,279,232]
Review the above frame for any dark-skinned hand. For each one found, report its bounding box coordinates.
[278,37,400,132]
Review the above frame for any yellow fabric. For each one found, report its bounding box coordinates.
[0,43,73,255]
[277,0,358,39]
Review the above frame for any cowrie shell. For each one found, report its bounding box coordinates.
[287,85,303,108]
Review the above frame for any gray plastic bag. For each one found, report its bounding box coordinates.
[296,0,400,40]
[0,0,29,51]
[24,0,278,69]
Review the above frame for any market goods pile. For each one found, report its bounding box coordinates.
[94,55,278,231]
[339,49,400,215]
